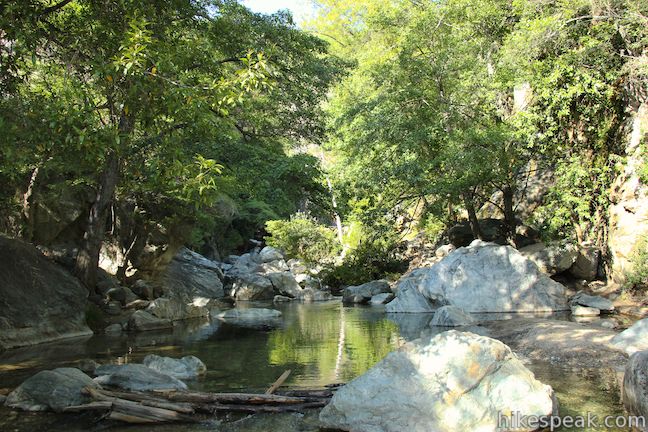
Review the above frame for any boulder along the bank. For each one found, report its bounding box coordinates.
[386,240,568,313]
[0,237,92,350]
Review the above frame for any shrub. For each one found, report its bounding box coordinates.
[627,236,648,291]
[265,213,341,264]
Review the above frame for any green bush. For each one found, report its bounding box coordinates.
[627,236,648,291]
[265,213,341,264]
[321,241,408,290]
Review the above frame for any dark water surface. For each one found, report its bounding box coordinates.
[0,301,627,431]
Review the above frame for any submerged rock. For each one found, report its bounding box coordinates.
[216,308,282,328]
[142,355,206,379]
[296,287,333,302]
[94,363,187,391]
[387,241,568,313]
[5,368,98,412]
[430,305,475,326]
[0,237,92,350]
[319,331,556,432]
[611,318,648,354]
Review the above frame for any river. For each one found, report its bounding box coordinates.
[0,301,627,431]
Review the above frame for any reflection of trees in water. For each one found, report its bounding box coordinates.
[267,305,400,385]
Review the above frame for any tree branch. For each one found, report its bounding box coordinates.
[39,0,75,17]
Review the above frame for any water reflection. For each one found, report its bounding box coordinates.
[0,302,628,432]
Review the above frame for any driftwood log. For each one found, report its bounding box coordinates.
[66,371,337,424]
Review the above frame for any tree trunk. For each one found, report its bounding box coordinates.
[21,166,40,241]
[462,192,483,240]
[75,150,120,292]
[501,185,517,247]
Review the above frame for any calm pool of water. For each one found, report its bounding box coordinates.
[0,301,627,431]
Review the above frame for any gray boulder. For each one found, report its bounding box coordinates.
[94,363,187,391]
[105,323,123,334]
[259,246,284,263]
[571,293,614,313]
[568,246,600,281]
[520,242,578,275]
[571,305,600,316]
[622,350,648,429]
[273,295,293,303]
[370,293,395,305]
[142,355,206,379]
[297,288,333,302]
[127,310,172,332]
[343,280,391,304]
[387,241,568,313]
[216,308,282,328]
[158,248,225,303]
[0,237,93,350]
[146,297,209,321]
[319,331,556,432]
[431,305,475,326]
[267,271,303,298]
[231,273,275,301]
[611,318,648,354]
[5,368,98,412]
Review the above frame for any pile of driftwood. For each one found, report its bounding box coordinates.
[62,370,339,424]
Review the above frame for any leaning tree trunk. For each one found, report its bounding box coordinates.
[501,185,517,247]
[462,192,483,240]
[75,150,120,292]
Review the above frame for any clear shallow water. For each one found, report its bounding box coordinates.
[0,301,628,431]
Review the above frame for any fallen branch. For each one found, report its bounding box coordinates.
[266,369,291,394]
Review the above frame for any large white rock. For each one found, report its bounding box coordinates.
[319,331,556,432]
[259,246,284,263]
[386,241,568,313]
[622,350,648,430]
[611,318,648,354]
[571,293,614,313]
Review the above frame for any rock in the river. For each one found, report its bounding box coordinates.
[571,305,600,316]
[231,273,275,301]
[5,368,98,412]
[105,323,123,334]
[370,293,395,305]
[94,363,187,391]
[157,247,225,303]
[273,295,293,303]
[571,293,615,313]
[296,287,333,302]
[127,310,172,332]
[146,297,209,321]
[0,238,93,350]
[611,318,648,354]
[218,308,281,320]
[520,242,578,275]
[431,305,475,326]
[343,280,391,304]
[267,271,303,298]
[319,331,556,432]
[622,350,648,427]
[386,241,568,313]
[259,246,284,263]
[568,246,600,281]
[142,355,206,379]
